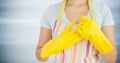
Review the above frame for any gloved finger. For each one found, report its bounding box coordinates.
[80,16,95,27]
[64,32,80,41]
[61,30,76,38]
[61,21,76,34]
[79,16,89,24]
[76,25,90,40]
[64,34,82,46]
[80,20,92,27]
[80,16,99,28]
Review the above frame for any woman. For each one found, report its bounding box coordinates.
[36,0,117,63]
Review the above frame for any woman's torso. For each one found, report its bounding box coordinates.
[41,0,112,63]
[51,1,101,63]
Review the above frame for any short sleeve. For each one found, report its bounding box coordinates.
[40,8,51,29]
[101,4,115,26]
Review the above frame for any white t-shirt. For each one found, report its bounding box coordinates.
[40,0,114,30]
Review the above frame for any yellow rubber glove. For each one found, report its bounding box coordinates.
[77,16,113,54]
[41,21,83,58]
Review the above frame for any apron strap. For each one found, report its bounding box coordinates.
[88,0,96,21]
[56,0,96,21]
[56,0,66,21]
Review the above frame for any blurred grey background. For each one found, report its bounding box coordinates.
[0,0,119,63]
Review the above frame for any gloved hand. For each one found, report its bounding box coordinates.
[76,16,113,54]
[41,16,114,58]
[41,21,83,58]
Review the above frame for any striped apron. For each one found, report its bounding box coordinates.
[52,0,99,63]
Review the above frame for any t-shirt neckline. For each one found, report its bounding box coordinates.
[62,10,90,24]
